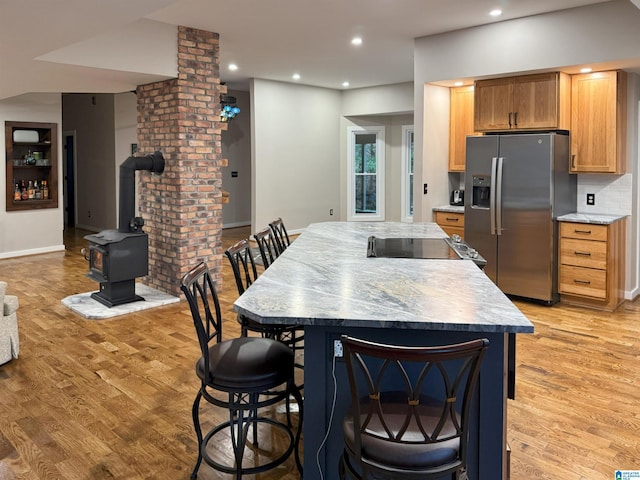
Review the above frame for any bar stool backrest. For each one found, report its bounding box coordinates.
[339,335,489,479]
[180,262,222,385]
[224,238,258,295]
[269,217,291,255]
[254,227,280,269]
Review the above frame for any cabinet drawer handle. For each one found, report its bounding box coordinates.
[574,229,591,235]
[571,154,576,169]
[445,217,459,222]
[573,279,591,285]
[574,251,592,256]
[514,112,518,127]
[508,112,513,127]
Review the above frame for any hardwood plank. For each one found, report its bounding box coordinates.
[1,227,639,479]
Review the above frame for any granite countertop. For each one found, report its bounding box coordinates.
[557,213,627,225]
[234,221,533,334]
[433,204,465,213]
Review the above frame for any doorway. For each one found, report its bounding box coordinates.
[63,132,76,228]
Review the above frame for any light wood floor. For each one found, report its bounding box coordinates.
[1,226,639,479]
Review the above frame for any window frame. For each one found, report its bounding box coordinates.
[347,126,386,222]
[401,125,414,222]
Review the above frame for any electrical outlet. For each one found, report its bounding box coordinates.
[423,183,428,195]
[586,193,595,205]
[333,339,343,358]
[330,208,334,215]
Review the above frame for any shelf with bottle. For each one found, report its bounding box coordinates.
[12,179,51,203]
[5,121,58,211]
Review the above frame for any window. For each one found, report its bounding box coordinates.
[348,126,385,221]
[401,126,414,222]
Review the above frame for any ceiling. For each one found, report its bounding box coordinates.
[0,0,633,101]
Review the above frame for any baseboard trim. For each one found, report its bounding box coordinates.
[0,244,65,260]
[74,224,101,233]
[223,221,251,229]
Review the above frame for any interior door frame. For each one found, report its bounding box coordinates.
[62,131,77,228]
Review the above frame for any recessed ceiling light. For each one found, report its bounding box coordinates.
[342,81,350,87]
[580,67,593,73]
[489,9,502,17]
[351,37,363,46]
[229,63,238,71]
[292,73,301,80]
[454,81,464,87]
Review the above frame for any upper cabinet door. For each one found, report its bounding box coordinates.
[513,73,566,130]
[570,70,626,174]
[474,72,570,132]
[474,77,513,132]
[449,85,475,172]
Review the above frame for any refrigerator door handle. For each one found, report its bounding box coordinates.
[495,156,504,235]
[490,157,497,235]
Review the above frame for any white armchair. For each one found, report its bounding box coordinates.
[0,281,19,365]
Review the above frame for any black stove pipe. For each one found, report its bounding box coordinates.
[118,151,165,233]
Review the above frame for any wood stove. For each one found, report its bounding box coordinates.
[84,152,164,307]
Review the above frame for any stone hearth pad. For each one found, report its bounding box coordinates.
[62,284,180,319]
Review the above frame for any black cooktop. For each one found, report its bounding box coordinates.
[366,237,460,260]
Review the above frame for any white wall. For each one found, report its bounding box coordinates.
[413,0,640,298]
[114,92,138,220]
[418,83,450,223]
[341,82,413,116]
[251,79,341,233]
[0,93,64,258]
[222,89,252,228]
[62,93,117,231]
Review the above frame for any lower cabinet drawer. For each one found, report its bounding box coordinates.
[559,264,607,299]
[560,238,607,269]
[435,211,465,239]
[560,222,608,241]
[435,211,464,227]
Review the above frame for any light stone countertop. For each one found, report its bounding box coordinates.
[433,204,465,213]
[557,213,627,225]
[234,221,533,334]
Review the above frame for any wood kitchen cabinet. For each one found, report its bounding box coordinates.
[474,72,570,132]
[435,211,464,239]
[449,85,475,172]
[558,219,625,311]
[570,70,627,174]
[5,121,58,212]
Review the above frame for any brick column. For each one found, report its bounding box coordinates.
[136,26,226,296]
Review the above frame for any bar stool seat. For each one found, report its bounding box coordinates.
[196,337,292,390]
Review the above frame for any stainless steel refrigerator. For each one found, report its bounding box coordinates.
[464,132,576,304]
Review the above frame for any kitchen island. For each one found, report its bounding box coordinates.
[234,221,534,480]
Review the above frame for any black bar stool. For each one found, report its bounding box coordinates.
[180,262,303,479]
[339,335,489,480]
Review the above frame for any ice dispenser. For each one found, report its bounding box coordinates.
[472,175,491,209]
